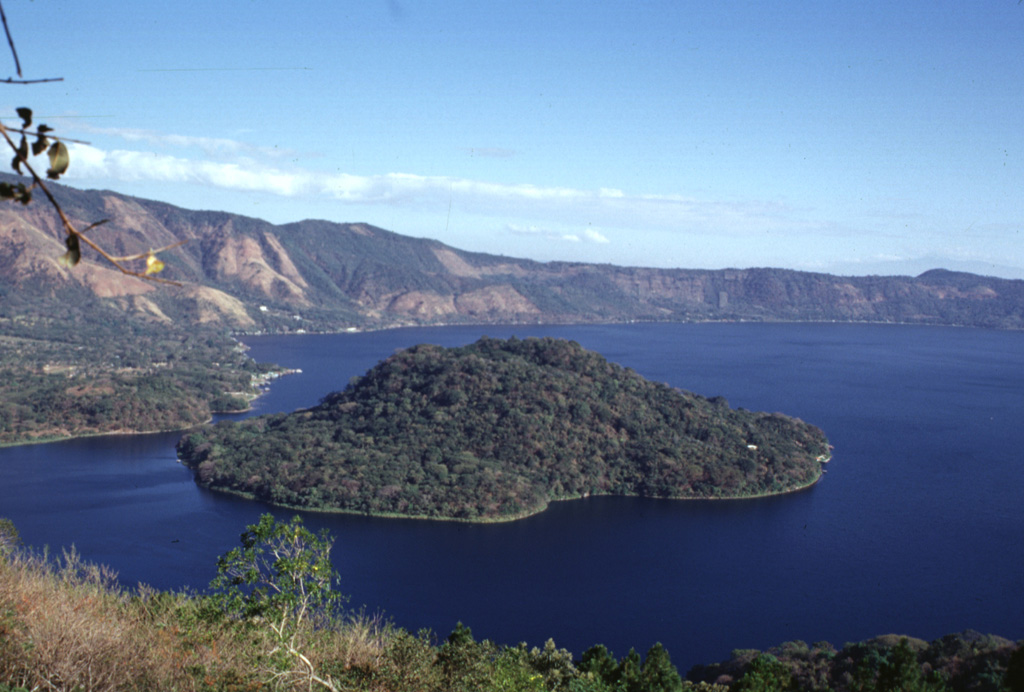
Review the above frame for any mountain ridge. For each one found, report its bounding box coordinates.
[2,172,1022,331]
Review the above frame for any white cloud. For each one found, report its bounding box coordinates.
[60,139,1021,278]
[66,144,312,195]
[506,224,610,245]
[78,126,294,160]
[62,139,824,240]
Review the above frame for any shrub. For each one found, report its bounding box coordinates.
[210,513,347,692]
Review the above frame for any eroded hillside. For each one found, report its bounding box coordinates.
[2,174,1023,332]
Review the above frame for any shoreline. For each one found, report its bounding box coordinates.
[1,316,1005,446]
[187,461,827,525]
[0,367,301,450]
[0,423,206,449]
[229,315,1022,340]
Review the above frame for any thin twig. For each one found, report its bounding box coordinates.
[0,76,63,85]
[0,120,183,285]
[77,219,110,235]
[109,240,188,262]
[0,0,21,77]
[0,0,183,285]
[0,123,88,144]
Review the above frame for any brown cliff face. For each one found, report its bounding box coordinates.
[203,232,310,306]
[1,174,1022,331]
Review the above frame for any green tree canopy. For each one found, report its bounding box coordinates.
[178,337,830,521]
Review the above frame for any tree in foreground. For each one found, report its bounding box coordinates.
[575,643,684,692]
[640,643,682,692]
[733,653,794,692]
[211,513,345,692]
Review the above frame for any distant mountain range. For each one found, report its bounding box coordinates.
[2,173,1022,331]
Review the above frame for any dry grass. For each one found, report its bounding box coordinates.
[0,546,400,692]
[1,548,144,691]
[321,609,391,672]
[0,547,232,691]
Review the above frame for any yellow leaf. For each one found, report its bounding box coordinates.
[145,253,165,275]
[58,235,81,268]
[46,141,70,180]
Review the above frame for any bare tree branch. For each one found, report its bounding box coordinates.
[0,76,64,85]
[0,0,21,77]
[0,120,184,285]
[0,0,184,283]
[0,123,87,144]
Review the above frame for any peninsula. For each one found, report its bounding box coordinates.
[176,337,830,521]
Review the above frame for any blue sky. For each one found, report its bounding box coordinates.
[4,1,1024,278]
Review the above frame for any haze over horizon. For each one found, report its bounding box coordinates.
[3,1,1023,279]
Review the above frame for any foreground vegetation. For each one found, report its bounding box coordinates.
[0,516,1021,692]
[178,337,830,521]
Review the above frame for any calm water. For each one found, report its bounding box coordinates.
[1,323,1022,672]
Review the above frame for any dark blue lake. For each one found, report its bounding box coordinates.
[1,323,1022,672]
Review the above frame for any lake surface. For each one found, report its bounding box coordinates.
[2,322,1022,672]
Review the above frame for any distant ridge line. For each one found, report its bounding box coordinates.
[0,172,1021,332]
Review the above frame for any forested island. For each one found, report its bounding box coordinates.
[177,336,830,520]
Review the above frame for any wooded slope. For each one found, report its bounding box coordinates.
[177,337,830,520]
